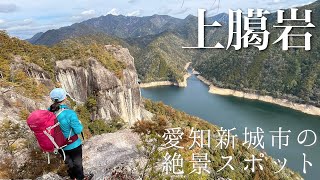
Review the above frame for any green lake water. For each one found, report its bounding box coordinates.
[141,73,320,179]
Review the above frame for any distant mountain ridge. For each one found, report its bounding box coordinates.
[28,13,228,45]
[27,32,43,44]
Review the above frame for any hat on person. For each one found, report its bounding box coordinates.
[50,88,67,102]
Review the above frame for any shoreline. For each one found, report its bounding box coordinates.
[139,81,177,88]
[139,62,191,88]
[196,75,320,116]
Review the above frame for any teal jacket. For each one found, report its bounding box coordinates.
[53,104,83,150]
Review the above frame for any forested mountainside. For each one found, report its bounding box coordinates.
[28,13,228,83]
[194,0,320,106]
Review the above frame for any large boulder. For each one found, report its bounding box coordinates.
[83,129,140,179]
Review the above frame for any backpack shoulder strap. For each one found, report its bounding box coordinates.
[54,108,67,117]
[49,108,67,130]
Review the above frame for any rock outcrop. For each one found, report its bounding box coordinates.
[0,57,53,124]
[1,45,142,125]
[0,89,50,123]
[55,45,141,125]
[83,129,140,179]
[36,129,141,180]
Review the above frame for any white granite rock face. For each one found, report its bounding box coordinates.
[0,89,50,123]
[83,129,141,179]
[55,46,142,125]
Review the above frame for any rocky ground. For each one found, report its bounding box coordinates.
[37,129,141,180]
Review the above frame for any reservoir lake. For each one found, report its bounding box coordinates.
[141,73,320,179]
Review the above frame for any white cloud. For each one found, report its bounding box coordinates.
[107,8,120,16]
[126,10,141,16]
[71,15,81,20]
[20,19,33,26]
[71,9,97,22]
[128,0,137,3]
[81,9,95,16]
[0,19,34,29]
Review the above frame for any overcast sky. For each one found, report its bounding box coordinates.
[0,0,316,39]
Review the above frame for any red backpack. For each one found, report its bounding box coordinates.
[27,109,78,163]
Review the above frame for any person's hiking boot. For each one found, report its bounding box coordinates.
[83,173,94,180]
